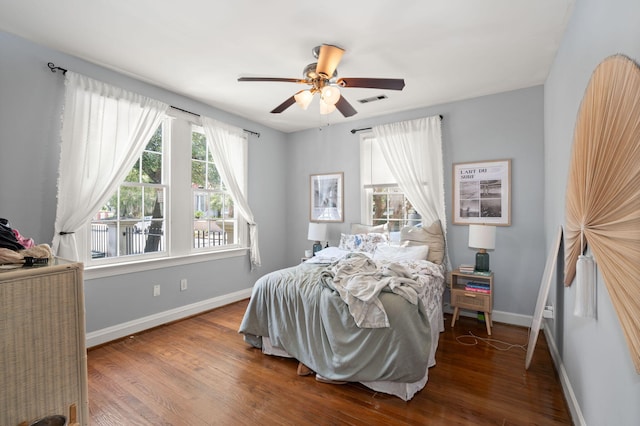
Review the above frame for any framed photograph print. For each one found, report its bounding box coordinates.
[452,159,511,226]
[310,172,344,222]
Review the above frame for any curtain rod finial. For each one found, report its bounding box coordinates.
[47,62,67,74]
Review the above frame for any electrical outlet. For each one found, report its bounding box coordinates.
[543,305,554,319]
[180,278,188,291]
[153,284,160,297]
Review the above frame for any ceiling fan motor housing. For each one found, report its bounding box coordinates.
[304,62,337,86]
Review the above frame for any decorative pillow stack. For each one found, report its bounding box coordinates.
[339,232,388,254]
[339,220,445,264]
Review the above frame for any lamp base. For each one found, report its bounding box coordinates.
[312,241,323,255]
[475,251,490,272]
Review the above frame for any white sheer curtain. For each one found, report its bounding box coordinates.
[52,72,169,260]
[201,116,261,268]
[372,115,449,267]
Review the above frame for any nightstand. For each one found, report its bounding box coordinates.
[450,268,494,335]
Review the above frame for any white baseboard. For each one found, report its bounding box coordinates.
[443,303,534,328]
[543,324,585,426]
[491,310,533,328]
[86,288,253,348]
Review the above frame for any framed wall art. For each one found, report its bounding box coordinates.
[310,172,344,222]
[452,159,511,226]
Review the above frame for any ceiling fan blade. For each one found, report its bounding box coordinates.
[316,44,345,78]
[270,96,297,114]
[238,77,306,84]
[337,77,405,91]
[335,95,357,118]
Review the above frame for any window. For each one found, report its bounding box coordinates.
[360,135,421,234]
[90,125,166,260]
[86,111,247,267]
[369,186,419,232]
[191,127,237,249]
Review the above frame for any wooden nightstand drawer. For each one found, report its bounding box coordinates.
[451,288,491,311]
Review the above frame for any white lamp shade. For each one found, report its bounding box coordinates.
[319,99,337,115]
[468,224,496,250]
[294,90,314,110]
[320,85,341,105]
[308,222,328,242]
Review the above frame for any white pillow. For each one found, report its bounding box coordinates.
[350,223,388,235]
[305,246,351,263]
[373,243,429,262]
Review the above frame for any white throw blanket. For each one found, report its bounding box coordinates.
[324,253,427,328]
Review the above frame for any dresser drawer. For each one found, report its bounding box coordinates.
[451,288,491,312]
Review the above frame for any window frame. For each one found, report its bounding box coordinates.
[359,133,420,234]
[190,124,244,253]
[80,109,249,279]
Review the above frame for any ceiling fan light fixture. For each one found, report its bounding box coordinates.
[319,98,336,115]
[239,43,405,118]
[294,90,314,110]
[320,85,341,106]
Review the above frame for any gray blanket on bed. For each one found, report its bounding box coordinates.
[238,258,438,383]
[323,253,427,328]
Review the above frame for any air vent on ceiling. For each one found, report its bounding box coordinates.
[357,94,388,104]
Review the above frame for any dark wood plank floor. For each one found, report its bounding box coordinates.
[87,299,572,425]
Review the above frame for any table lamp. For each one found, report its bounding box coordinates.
[308,222,327,255]
[468,224,496,272]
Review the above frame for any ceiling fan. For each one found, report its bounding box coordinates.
[237,44,405,118]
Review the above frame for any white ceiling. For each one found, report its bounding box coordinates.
[0,0,574,133]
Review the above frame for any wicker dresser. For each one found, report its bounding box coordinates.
[0,259,88,426]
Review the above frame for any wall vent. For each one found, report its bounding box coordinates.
[357,94,388,104]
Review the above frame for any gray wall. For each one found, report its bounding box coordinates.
[544,0,640,423]
[1,26,547,330]
[9,14,635,421]
[285,86,546,319]
[0,31,290,332]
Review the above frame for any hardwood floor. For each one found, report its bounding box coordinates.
[87,300,572,425]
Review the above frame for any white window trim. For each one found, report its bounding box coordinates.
[84,247,248,280]
[189,123,248,254]
[81,109,249,276]
[360,133,419,232]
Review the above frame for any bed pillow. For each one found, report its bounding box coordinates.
[350,223,388,235]
[339,232,388,254]
[373,243,429,262]
[305,246,351,263]
[400,220,445,264]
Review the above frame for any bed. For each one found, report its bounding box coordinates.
[238,222,447,401]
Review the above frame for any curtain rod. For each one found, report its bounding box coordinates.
[170,106,260,138]
[46,62,260,138]
[350,114,443,134]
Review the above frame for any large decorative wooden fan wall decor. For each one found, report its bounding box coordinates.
[564,54,640,373]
